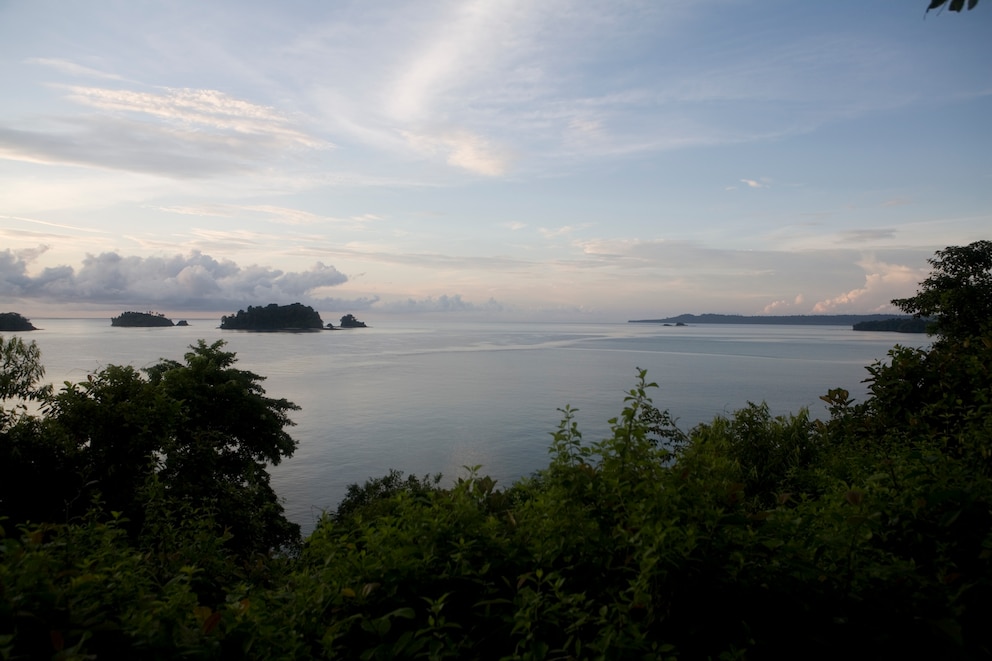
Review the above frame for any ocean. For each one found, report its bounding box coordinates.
[13,318,927,535]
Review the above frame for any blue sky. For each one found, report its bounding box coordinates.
[1,0,989,321]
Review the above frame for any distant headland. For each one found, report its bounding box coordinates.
[0,312,38,331]
[629,313,926,332]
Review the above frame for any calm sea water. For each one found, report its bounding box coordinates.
[14,318,926,535]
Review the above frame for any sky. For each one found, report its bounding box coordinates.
[1,0,990,322]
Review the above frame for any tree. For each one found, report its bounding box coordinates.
[144,340,301,553]
[891,240,992,342]
[0,335,49,409]
[339,314,367,328]
[8,340,302,556]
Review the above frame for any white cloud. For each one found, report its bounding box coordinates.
[27,58,124,81]
[402,129,511,176]
[813,256,923,314]
[0,249,348,311]
[378,293,503,314]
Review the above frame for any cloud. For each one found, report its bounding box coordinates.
[0,86,328,179]
[762,294,805,314]
[0,249,348,311]
[813,256,923,314]
[836,229,897,244]
[401,129,511,176]
[378,294,503,314]
[27,57,124,81]
[539,225,577,239]
[740,178,770,189]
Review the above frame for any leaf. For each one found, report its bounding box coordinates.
[386,607,416,620]
[203,611,222,634]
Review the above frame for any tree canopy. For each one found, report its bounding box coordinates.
[0,339,300,557]
[892,240,992,342]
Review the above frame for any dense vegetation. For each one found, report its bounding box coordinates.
[337,314,368,328]
[0,312,37,332]
[111,311,175,327]
[2,242,991,659]
[851,317,928,333]
[220,303,324,330]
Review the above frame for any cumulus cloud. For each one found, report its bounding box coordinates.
[0,249,348,311]
[813,256,922,314]
[378,294,503,314]
[762,294,806,314]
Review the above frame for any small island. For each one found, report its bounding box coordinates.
[111,311,175,327]
[220,303,324,331]
[331,314,368,329]
[852,318,929,333]
[0,312,38,331]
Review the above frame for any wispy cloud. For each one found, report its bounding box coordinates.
[0,85,328,179]
[401,129,511,176]
[836,229,897,243]
[63,86,325,147]
[27,57,124,81]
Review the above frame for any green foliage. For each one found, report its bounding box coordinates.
[0,517,221,660]
[893,240,992,342]
[110,311,175,327]
[331,469,443,524]
[338,314,368,328]
[1,340,301,557]
[3,243,992,657]
[0,313,37,332]
[220,303,324,330]
[0,336,51,420]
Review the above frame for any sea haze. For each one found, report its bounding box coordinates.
[20,318,927,535]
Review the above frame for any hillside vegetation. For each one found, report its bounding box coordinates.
[1,242,991,659]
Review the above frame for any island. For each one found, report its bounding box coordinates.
[220,303,324,331]
[0,312,38,331]
[852,318,928,333]
[630,313,921,326]
[333,314,368,329]
[111,311,175,327]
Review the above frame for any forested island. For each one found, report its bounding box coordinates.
[0,312,37,331]
[852,317,928,333]
[2,242,991,659]
[332,313,368,328]
[630,313,918,326]
[220,303,324,331]
[111,311,175,327]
